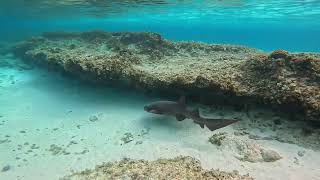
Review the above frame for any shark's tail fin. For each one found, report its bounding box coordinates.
[204,118,238,131]
[194,117,238,131]
[191,109,238,131]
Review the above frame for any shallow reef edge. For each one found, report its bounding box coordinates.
[12,30,320,122]
[60,156,253,180]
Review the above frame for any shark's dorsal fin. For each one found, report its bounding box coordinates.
[178,96,186,105]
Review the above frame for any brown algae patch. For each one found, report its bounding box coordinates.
[61,156,253,180]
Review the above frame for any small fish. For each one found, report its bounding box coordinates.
[144,96,238,131]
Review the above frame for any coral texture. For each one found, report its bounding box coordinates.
[209,132,282,163]
[61,156,253,180]
[12,31,320,121]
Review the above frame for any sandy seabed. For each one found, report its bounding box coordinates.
[0,54,320,180]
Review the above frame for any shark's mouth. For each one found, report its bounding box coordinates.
[144,107,159,114]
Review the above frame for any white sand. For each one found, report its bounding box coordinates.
[0,54,319,180]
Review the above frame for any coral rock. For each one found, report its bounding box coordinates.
[261,149,282,162]
[61,156,253,180]
[269,50,289,59]
[209,133,282,163]
[12,31,320,122]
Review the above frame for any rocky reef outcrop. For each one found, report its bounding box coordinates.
[61,156,253,180]
[209,132,282,163]
[12,31,320,121]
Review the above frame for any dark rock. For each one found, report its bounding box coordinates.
[208,132,227,146]
[273,119,281,125]
[269,50,289,59]
[121,133,134,144]
[1,165,10,172]
[297,150,306,157]
[301,127,314,136]
[234,131,249,136]
[89,115,98,122]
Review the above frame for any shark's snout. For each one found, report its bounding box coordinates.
[144,105,160,114]
[144,105,150,112]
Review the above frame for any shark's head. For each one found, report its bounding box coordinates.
[144,97,185,115]
[144,104,162,114]
[143,105,152,112]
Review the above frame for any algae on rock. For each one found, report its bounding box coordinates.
[12,31,320,122]
[61,156,253,180]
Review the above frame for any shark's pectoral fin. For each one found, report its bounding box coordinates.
[176,114,186,121]
[193,121,205,128]
[193,118,238,131]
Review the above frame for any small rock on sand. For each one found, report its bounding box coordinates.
[1,165,11,172]
[89,115,98,122]
[120,133,134,144]
[209,132,282,163]
[234,131,249,136]
[298,150,306,157]
[261,149,282,162]
[208,132,227,146]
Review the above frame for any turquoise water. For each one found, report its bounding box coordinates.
[1,0,320,51]
[0,1,320,180]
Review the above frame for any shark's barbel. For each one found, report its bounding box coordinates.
[144,96,239,131]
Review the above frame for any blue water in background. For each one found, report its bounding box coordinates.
[0,0,319,52]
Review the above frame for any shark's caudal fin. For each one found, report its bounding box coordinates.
[191,108,238,131]
[194,118,238,131]
[202,118,238,131]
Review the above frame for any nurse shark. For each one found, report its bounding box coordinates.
[144,96,238,131]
